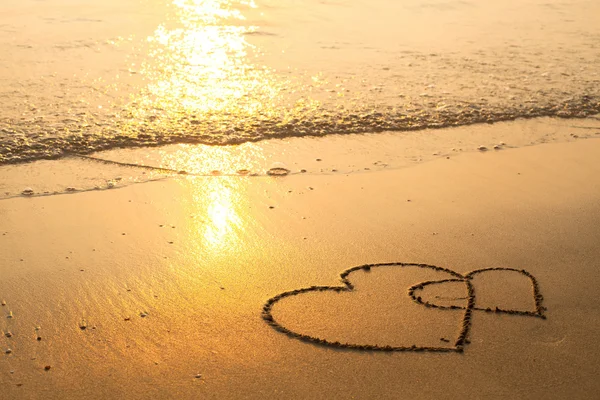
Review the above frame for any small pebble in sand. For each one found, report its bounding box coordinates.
[6,349,12,354]
[66,187,76,192]
[300,169,307,173]
[5,332,12,338]
[7,311,13,318]
[316,159,322,162]
[477,146,488,151]
[195,374,202,379]
[267,165,291,176]
[44,366,51,371]
[79,320,87,330]
[1,300,6,306]
[493,145,501,150]
[21,188,34,196]
[124,317,131,321]
[140,311,149,318]
[269,206,275,209]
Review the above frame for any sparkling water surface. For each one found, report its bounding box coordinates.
[1,0,599,164]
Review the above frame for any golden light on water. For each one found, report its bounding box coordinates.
[109,0,329,145]
[158,142,267,174]
[135,0,281,122]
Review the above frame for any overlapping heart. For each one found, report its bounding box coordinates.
[262,263,545,353]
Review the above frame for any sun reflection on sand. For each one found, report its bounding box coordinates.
[158,143,264,257]
[197,177,244,253]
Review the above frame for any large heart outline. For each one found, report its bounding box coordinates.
[262,263,546,353]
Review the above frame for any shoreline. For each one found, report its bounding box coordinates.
[1,115,600,200]
[1,112,600,166]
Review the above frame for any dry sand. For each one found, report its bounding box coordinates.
[1,126,600,399]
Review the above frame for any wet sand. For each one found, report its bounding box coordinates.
[2,127,600,399]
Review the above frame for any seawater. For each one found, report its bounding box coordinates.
[1,0,599,164]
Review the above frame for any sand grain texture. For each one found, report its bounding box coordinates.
[1,138,600,399]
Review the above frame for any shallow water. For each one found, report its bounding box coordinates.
[1,116,598,199]
[1,0,599,164]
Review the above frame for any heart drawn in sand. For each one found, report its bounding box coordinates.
[262,263,546,353]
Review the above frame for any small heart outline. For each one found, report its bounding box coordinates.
[262,263,546,353]
[409,267,546,317]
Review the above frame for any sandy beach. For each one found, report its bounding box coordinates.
[2,121,600,399]
[2,0,600,397]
